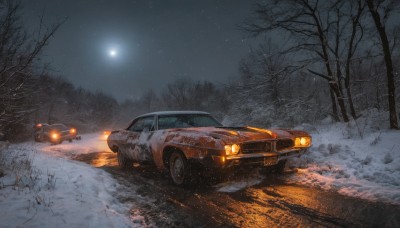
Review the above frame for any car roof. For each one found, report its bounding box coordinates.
[43,124,68,129]
[137,111,210,118]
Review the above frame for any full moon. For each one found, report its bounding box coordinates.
[109,49,117,57]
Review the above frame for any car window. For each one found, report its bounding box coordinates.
[128,116,155,132]
[158,114,222,130]
[193,115,221,127]
[158,116,187,129]
[44,124,68,132]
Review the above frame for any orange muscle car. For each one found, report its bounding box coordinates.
[107,111,312,186]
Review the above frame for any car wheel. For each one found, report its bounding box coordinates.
[68,139,73,143]
[169,151,190,186]
[117,150,132,169]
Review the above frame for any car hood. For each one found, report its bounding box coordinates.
[165,126,306,144]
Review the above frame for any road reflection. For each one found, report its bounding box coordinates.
[73,152,400,227]
[73,151,118,167]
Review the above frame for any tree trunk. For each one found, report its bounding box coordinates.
[345,58,357,119]
[366,0,399,129]
[346,85,357,119]
[330,81,349,122]
[329,87,340,121]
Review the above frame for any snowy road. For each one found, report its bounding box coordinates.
[39,133,400,227]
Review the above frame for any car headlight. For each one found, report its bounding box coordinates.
[224,144,240,155]
[70,128,76,134]
[51,133,59,140]
[294,137,311,147]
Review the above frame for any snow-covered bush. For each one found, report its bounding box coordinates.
[287,109,400,203]
[383,153,394,164]
[0,144,40,190]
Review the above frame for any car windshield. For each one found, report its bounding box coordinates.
[158,114,222,130]
[44,124,69,132]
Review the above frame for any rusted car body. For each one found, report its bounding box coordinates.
[107,111,312,186]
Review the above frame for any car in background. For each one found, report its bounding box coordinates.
[34,123,81,144]
[107,111,312,186]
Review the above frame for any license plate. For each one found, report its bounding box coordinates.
[264,157,278,166]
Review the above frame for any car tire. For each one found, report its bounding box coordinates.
[169,151,191,186]
[117,150,132,169]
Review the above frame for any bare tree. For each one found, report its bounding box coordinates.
[333,0,365,119]
[141,89,158,112]
[365,0,399,129]
[0,0,63,138]
[243,0,372,122]
[162,78,193,109]
[235,41,295,105]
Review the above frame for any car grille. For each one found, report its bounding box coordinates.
[241,139,294,154]
[241,142,272,154]
[276,139,293,151]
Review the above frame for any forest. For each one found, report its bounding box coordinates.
[1,0,399,141]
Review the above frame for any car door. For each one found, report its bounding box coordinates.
[125,115,155,162]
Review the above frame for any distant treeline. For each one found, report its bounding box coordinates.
[1,0,400,141]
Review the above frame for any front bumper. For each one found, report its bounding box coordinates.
[205,148,307,169]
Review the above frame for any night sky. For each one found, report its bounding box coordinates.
[21,0,259,101]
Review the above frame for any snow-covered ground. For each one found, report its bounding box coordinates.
[0,134,139,227]
[290,112,400,204]
[1,111,399,228]
[40,133,111,158]
[217,110,400,204]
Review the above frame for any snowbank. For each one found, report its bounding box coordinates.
[0,137,135,227]
[217,110,400,203]
[290,112,400,204]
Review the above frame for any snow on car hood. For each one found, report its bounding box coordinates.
[164,126,299,144]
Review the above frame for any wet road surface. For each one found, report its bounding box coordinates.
[73,151,400,227]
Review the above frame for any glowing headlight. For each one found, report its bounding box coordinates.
[101,131,110,140]
[294,137,311,147]
[51,133,59,140]
[70,128,76,134]
[225,144,240,155]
